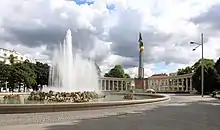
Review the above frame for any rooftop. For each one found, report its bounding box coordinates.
[0,48,20,55]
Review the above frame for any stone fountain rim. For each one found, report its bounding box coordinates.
[0,93,170,114]
[0,92,168,105]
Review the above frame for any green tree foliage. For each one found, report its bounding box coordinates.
[104,65,130,78]
[0,57,50,92]
[177,66,193,75]
[104,65,131,91]
[177,58,220,94]
[214,57,220,74]
[192,59,220,94]
[214,58,220,90]
[192,59,215,71]
[35,62,50,86]
[125,73,131,78]
[0,61,9,81]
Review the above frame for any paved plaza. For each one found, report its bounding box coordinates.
[0,95,219,130]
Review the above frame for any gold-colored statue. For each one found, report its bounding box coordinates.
[138,32,144,52]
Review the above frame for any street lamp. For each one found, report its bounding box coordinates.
[190,33,204,97]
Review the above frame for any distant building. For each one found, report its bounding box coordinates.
[151,73,168,77]
[0,48,36,64]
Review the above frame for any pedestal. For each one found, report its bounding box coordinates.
[135,78,146,90]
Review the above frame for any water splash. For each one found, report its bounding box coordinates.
[45,29,100,92]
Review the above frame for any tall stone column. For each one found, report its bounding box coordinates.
[108,80,111,91]
[104,80,106,91]
[112,80,115,91]
[117,80,119,91]
[181,79,184,91]
[148,79,153,89]
[125,81,128,91]
[177,79,179,91]
[171,79,174,91]
[138,32,144,79]
[121,81,123,91]
[190,78,193,92]
[186,78,188,92]
[135,32,146,90]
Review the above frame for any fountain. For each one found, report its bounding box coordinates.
[0,29,169,114]
[46,29,100,92]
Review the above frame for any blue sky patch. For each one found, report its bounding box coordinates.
[106,4,115,10]
[152,62,177,74]
[74,0,94,5]
[74,0,115,10]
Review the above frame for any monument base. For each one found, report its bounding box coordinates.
[135,78,146,89]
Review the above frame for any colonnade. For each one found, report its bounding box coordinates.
[147,73,193,92]
[99,73,194,92]
[98,77,134,91]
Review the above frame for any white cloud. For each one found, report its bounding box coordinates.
[0,0,220,78]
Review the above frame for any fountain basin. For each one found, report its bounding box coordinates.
[0,93,170,114]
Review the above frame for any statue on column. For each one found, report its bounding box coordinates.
[139,32,144,52]
[138,32,144,79]
[136,32,146,90]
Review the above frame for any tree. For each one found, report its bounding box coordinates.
[104,65,130,78]
[214,58,220,90]
[0,58,50,92]
[125,73,131,78]
[177,66,193,75]
[6,64,18,91]
[192,58,215,71]
[192,58,220,94]
[35,62,50,89]
[21,63,37,87]
[0,61,7,81]
[7,62,37,92]
[0,61,10,91]
[104,65,131,91]
[214,57,220,74]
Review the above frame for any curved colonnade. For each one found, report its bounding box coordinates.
[99,73,194,93]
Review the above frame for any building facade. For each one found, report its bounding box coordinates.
[0,48,36,64]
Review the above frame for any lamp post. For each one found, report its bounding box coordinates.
[190,33,204,97]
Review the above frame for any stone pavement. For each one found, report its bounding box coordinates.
[0,95,219,130]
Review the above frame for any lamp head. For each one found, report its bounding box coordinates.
[190,41,195,44]
[192,48,196,51]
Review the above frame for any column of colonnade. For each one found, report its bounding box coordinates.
[99,78,134,91]
[148,75,193,93]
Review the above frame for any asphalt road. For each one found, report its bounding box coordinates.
[0,95,220,130]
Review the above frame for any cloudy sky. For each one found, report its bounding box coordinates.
[0,0,220,77]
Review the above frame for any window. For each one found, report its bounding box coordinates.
[4,53,6,56]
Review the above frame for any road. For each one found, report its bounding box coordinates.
[0,95,219,130]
